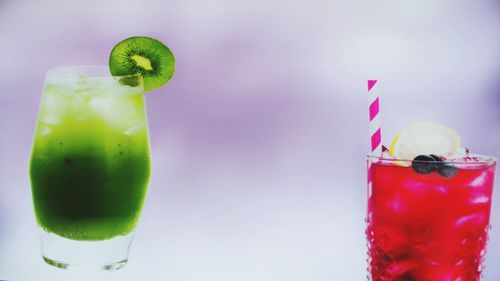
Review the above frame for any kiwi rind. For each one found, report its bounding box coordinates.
[109,36,175,91]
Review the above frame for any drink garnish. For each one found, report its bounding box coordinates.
[109,36,175,91]
[389,121,461,160]
[438,164,458,177]
[412,155,440,174]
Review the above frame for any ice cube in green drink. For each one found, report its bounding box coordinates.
[30,68,151,241]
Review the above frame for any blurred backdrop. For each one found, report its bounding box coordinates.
[0,0,499,280]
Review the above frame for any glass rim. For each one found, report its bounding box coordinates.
[46,65,143,80]
[367,153,497,166]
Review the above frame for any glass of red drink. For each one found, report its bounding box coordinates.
[366,155,496,281]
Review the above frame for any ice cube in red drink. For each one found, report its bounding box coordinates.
[366,156,495,281]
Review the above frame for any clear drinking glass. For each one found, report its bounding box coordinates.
[29,66,151,270]
[366,155,496,280]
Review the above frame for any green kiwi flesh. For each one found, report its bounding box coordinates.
[109,36,175,91]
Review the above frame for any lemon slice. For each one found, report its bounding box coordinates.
[389,122,461,160]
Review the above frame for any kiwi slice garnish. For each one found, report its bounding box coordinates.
[118,75,143,88]
[109,36,175,91]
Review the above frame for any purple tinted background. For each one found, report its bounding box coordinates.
[1,0,500,280]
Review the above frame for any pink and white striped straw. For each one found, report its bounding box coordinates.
[367,80,381,199]
[367,80,382,156]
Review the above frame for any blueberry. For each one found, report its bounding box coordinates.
[412,155,438,174]
[438,164,458,178]
[430,154,444,168]
[429,154,442,162]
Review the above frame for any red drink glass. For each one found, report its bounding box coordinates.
[366,155,496,281]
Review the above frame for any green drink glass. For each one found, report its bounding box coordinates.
[29,66,151,270]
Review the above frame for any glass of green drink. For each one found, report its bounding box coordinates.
[30,65,151,270]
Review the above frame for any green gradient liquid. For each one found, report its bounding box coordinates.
[30,76,151,241]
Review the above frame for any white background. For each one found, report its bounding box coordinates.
[0,0,499,280]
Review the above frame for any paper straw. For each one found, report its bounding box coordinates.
[367,79,381,200]
[367,80,382,156]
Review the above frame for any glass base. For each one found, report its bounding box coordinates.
[39,228,134,271]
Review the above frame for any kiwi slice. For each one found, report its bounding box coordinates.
[109,36,175,91]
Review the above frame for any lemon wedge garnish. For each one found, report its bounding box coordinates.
[389,122,461,160]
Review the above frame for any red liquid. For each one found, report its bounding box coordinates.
[367,161,496,281]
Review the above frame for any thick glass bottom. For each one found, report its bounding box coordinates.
[39,228,134,271]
